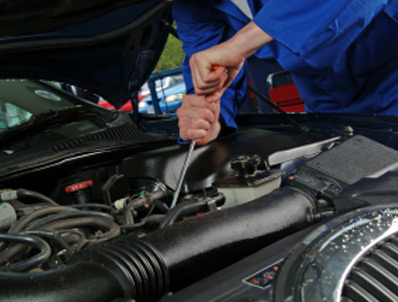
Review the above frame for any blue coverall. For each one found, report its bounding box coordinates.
[172,0,398,134]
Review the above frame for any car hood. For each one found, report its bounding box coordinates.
[0,0,172,108]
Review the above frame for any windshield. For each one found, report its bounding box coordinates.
[0,79,83,131]
[0,79,115,157]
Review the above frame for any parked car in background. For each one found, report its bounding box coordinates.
[97,98,134,111]
[140,68,184,97]
[139,80,185,114]
[97,68,184,113]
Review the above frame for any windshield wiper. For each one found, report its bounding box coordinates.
[0,106,96,146]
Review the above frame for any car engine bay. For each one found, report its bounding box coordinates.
[0,124,398,302]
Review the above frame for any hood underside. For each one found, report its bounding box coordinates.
[0,0,172,108]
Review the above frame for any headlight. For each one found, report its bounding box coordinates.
[138,102,147,109]
[165,93,185,103]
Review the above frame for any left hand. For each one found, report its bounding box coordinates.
[177,94,221,146]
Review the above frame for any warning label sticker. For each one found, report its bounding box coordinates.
[242,259,283,290]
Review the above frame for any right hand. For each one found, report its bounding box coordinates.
[189,41,245,102]
[177,94,221,146]
[189,21,274,102]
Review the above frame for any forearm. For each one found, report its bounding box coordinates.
[227,21,274,59]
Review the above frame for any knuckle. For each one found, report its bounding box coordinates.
[186,129,196,140]
[200,108,213,121]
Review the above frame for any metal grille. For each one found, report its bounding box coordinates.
[52,124,146,152]
[342,237,398,302]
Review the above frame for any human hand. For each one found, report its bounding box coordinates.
[189,41,245,102]
[189,21,274,102]
[176,94,221,146]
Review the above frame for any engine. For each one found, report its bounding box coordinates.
[0,127,398,302]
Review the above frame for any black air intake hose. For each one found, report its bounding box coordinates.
[147,186,315,289]
[0,186,315,302]
[0,263,122,302]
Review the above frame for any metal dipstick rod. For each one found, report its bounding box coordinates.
[170,139,196,209]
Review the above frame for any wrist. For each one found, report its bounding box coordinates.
[229,21,274,59]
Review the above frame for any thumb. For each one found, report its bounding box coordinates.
[222,63,243,91]
[213,65,228,88]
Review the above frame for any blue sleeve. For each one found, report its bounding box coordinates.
[253,0,390,55]
[173,0,247,138]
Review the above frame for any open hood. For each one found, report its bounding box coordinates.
[0,0,172,108]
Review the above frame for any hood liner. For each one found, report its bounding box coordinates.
[0,0,172,108]
[0,0,155,36]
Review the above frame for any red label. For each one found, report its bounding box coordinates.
[65,180,93,193]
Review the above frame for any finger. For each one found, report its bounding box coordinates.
[186,128,207,141]
[217,68,228,89]
[193,118,211,131]
[184,107,216,124]
[185,95,218,111]
[192,68,221,95]
[178,102,216,127]
[204,91,222,103]
[190,56,225,94]
[196,86,221,96]
[196,67,227,96]
[194,137,210,146]
[179,120,211,142]
[221,64,243,90]
[191,53,221,83]
[199,108,216,124]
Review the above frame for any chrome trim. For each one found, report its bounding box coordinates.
[274,204,398,302]
[267,136,339,166]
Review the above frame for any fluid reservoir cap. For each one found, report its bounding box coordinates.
[231,155,266,177]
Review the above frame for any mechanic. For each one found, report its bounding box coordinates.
[172,0,398,146]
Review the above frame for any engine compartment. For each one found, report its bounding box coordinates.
[0,126,398,302]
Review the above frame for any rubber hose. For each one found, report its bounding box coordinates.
[25,210,113,231]
[153,200,169,213]
[9,207,72,234]
[159,201,206,229]
[21,231,73,257]
[0,234,51,272]
[0,215,119,264]
[17,189,59,206]
[146,186,316,289]
[0,263,122,302]
[36,217,121,242]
